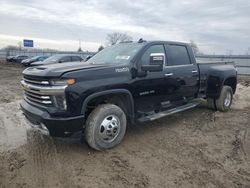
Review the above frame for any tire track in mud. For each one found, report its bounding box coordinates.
[0,101,28,151]
[26,131,51,187]
[0,117,7,150]
[0,101,76,187]
[53,139,83,187]
[107,154,149,188]
[25,130,78,187]
[0,101,28,187]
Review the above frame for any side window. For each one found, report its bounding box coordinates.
[168,45,191,66]
[72,56,82,61]
[60,56,71,63]
[141,45,165,65]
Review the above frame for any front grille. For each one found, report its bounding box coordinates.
[23,77,49,86]
[22,77,53,106]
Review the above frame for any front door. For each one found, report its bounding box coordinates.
[131,44,179,113]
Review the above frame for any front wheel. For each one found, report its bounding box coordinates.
[215,86,233,112]
[85,104,127,151]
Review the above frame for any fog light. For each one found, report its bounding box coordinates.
[41,123,48,131]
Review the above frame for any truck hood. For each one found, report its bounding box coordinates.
[23,62,111,78]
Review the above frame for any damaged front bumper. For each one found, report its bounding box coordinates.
[21,99,85,137]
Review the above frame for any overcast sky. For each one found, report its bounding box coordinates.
[0,0,249,54]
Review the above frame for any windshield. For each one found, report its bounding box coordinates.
[29,56,40,61]
[42,55,63,64]
[87,43,144,65]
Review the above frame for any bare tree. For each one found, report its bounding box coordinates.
[106,32,133,46]
[247,47,250,55]
[98,45,104,52]
[77,47,82,52]
[190,40,200,55]
[1,45,19,50]
[226,49,233,56]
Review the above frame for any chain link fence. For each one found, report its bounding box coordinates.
[0,49,95,60]
[0,50,249,75]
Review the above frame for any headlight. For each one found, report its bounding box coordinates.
[50,79,75,110]
[51,79,75,86]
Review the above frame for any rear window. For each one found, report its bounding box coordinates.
[168,45,191,66]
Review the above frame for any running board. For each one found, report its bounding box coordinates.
[138,101,200,122]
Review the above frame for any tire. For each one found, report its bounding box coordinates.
[85,104,127,151]
[207,98,216,110]
[215,86,233,112]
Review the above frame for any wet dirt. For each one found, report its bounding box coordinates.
[0,62,250,188]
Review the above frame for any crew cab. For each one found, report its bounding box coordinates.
[20,40,237,150]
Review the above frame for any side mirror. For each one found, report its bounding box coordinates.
[141,53,164,72]
[85,55,92,61]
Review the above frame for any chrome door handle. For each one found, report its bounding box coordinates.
[165,73,173,77]
[192,70,198,73]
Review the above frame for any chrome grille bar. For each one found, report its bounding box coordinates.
[21,80,66,95]
[25,91,50,100]
[25,95,52,104]
[23,78,49,85]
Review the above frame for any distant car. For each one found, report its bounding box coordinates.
[30,54,83,66]
[6,56,15,62]
[12,55,29,63]
[21,55,49,66]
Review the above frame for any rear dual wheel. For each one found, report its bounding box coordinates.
[207,86,233,112]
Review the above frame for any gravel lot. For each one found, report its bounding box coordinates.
[0,62,250,188]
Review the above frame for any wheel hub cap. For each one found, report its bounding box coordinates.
[224,92,232,107]
[99,115,120,143]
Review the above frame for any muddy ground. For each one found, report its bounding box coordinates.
[0,62,250,188]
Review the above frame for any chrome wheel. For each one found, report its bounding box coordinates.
[99,115,121,143]
[224,92,232,107]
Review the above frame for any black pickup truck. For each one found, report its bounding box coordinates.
[21,40,237,150]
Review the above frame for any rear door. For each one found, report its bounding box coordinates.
[164,44,199,99]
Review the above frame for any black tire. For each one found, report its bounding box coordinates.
[215,86,233,112]
[207,98,216,110]
[85,104,127,151]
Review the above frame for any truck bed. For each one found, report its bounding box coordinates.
[197,60,237,98]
